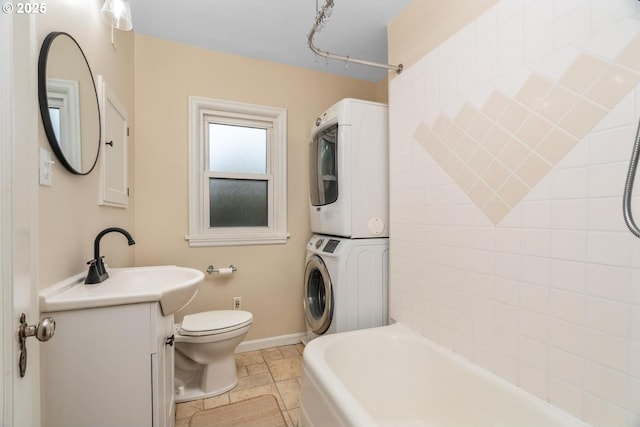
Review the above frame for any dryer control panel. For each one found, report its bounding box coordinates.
[308,235,342,254]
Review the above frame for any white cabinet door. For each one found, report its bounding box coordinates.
[41,304,153,427]
[151,306,175,427]
[98,76,129,207]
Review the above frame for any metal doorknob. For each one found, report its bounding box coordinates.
[18,313,56,377]
[19,314,55,342]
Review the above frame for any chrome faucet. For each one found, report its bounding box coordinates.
[85,227,135,284]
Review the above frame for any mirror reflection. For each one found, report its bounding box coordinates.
[38,32,101,175]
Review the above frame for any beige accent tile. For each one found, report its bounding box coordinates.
[278,345,302,358]
[516,113,553,148]
[497,139,530,171]
[559,53,609,94]
[536,127,578,164]
[617,33,640,72]
[433,115,454,138]
[267,356,303,382]
[442,153,464,179]
[275,379,301,410]
[498,101,530,134]
[516,153,552,188]
[443,123,465,146]
[536,84,578,124]
[483,91,510,121]
[203,393,230,410]
[421,130,440,154]
[455,103,479,131]
[175,418,190,427]
[432,143,453,164]
[413,121,430,144]
[516,74,554,110]
[585,63,640,109]
[559,98,608,139]
[455,166,478,194]
[454,135,476,162]
[468,180,493,208]
[483,160,510,189]
[468,113,493,142]
[484,196,511,224]
[498,176,529,207]
[483,126,511,156]
[467,147,493,176]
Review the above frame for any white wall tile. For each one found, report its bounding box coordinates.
[389,1,640,424]
[548,377,585,419]
[549,259,586,292]
[551,230,588,261]
[554,3,591,48]
[584,329,629,371]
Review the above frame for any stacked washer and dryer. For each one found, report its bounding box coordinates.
[302,98,389,344]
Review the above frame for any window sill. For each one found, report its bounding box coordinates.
[185,233,289,247]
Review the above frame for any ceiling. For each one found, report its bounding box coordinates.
[129,0,411,82]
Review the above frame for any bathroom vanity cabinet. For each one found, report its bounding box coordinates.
[41,302,175,427]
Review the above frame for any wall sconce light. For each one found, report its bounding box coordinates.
[101,0,132,31]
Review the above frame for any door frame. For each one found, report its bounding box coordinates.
[1,12,41,427]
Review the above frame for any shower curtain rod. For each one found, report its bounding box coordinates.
[307,0,403,74]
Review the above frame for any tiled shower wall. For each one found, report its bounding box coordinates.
[389,1,640,426]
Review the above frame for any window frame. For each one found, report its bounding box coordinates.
[187,97,288,247]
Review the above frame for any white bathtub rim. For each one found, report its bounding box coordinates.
[302,322,592,427]
[303,334,377,426]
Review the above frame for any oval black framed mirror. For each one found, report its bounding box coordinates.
[38,31,101,175]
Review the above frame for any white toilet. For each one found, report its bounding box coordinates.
[174,310,253,402]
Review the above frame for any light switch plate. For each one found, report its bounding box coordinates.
[39,148,53,187]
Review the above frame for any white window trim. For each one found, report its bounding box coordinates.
[186,96,288,247]
[47,78,82,171]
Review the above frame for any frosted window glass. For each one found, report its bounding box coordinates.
[209,178,268,227]
[208,123,267,174]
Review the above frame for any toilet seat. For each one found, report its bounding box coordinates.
[179,310,253,337]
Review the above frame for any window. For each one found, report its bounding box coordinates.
[187,97,288,246]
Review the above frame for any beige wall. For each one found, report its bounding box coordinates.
[133,34,381,340]
[38,1,136,287]
[388,0,499,72]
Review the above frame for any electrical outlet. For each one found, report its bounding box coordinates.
[233,297,241,310]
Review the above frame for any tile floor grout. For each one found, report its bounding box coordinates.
[175,343,304,427]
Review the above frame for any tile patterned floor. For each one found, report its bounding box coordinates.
[175,344,304,427]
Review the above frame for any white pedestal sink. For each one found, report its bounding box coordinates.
[40,265,204,315]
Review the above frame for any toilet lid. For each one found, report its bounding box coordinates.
[179,310,253,336]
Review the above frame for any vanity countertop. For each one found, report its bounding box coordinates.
[40,265,203,315]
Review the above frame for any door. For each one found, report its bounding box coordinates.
[1,12,41,427]
[303,255,333,335]
[98,77,129,207]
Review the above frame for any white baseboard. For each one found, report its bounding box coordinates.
[236,332,307,353]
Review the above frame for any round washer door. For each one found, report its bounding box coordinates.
[303,255,333,335]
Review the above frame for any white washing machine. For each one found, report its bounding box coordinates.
[302,234,389,343]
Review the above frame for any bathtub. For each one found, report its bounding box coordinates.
[300,323,591,427]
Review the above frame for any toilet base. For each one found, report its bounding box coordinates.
[174,379,238,403]
[174,353,239,403]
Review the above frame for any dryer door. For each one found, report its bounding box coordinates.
[303,255,333,335]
